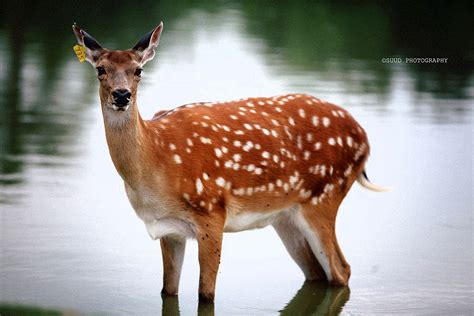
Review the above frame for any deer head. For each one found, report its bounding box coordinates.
[72,23,163,122]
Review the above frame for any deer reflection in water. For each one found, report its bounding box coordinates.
[160,282,349,315]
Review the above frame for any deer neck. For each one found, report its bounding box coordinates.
[101,101,156,188]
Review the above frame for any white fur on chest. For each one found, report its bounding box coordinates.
[124,183,195,239]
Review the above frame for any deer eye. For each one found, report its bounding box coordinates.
[96,66,106,76]
[134,68,143,77]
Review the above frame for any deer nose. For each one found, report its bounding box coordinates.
[112,89,131,106]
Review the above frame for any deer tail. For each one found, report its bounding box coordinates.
[357,170,391,192]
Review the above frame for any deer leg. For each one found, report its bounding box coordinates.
[296,202,351,286]
[160,236,186,296]
[194,210,226,302]
[273,216,326,281]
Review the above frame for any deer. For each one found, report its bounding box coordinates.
[72,22,386,302]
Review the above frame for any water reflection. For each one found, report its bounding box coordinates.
[162,296,181,316]
[280,282,350,316]
[158,282,349,316]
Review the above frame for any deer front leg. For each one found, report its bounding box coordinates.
[194,210,225,302]
[160,236,186,296]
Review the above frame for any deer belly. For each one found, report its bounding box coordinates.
[224,206,287,232]
[145,218,195,240]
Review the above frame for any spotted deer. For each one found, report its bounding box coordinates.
[73,22,386,302]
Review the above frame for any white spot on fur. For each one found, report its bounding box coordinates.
[216,177,226,187]
[346,136,353,147]
[173,154,182,164]
[196,179,203,195]
[244,123,253,130]
[320,165,326,177]
[322,117,330,127]
[243,141,254,152]
[297,135,303,150]
[299,189,312,199]
[200,137,212,144]
[344,164,353,177]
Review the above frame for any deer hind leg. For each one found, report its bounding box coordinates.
[295,201,351,286]
[160,236,186,296]
[273,215,326,281]
[193,208,226,302]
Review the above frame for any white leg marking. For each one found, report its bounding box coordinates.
[295,211,333,281]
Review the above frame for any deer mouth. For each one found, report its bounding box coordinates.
[112,103,130,111]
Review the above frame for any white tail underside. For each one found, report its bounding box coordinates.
[357,172,391,192]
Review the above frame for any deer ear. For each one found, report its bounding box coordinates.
[72,23,104,65]
[132,22,163,66]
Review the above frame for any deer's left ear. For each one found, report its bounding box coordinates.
[72,23,104,65]
[132,22,163,66]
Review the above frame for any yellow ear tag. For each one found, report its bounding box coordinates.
[73,44,86,63]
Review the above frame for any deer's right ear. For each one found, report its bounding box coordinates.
[72,23,104,65]
[132,22,163,66]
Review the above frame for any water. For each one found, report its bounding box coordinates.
[1,1,473,315]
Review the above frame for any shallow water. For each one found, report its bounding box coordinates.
[1,1,473,315]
